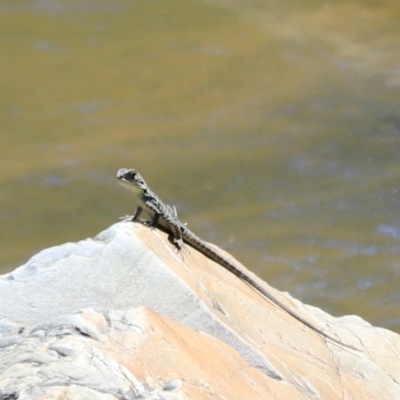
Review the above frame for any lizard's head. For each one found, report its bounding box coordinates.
[116,168,147,191]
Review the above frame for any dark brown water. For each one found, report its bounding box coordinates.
[1,0,400,331]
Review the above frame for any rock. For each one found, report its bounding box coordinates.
[0,222,399,399]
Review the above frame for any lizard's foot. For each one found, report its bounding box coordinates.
[141,219,158,229]
[119,216,151,226]
[173,238,190,256]
[119,215,135,222]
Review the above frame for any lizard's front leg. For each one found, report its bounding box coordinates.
[132,206,143,221]
[149,212,160,229]
[119,206,143,222]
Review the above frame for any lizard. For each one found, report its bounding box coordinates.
[116,167,358,350]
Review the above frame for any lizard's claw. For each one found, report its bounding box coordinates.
[175,239,190,256]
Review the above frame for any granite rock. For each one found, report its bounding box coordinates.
[0,222,399,399]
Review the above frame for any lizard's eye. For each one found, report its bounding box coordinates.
[132,174,144,185]
[127,171,137,181]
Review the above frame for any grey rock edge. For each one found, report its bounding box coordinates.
[0,222,399,399]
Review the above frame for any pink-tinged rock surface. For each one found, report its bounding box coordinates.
[0,222,399,399]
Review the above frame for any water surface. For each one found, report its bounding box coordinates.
[1,0,400,331]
